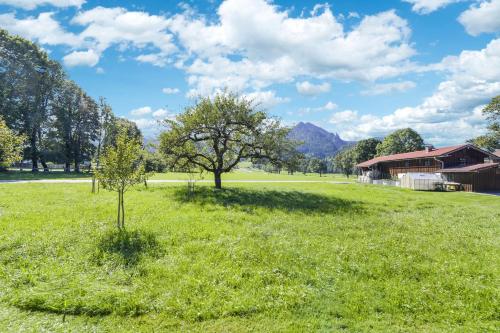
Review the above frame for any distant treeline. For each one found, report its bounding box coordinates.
[0,29,141,172]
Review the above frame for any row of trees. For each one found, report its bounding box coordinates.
[0,29,141,172]
[334,128,425,177]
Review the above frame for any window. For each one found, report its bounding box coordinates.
[424,160,431,167]
[405,161,410,167]
[459,158,466,166]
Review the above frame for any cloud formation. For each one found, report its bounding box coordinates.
[403,0,460,14]
[335,39,500,145]
[0,0,84,10]
[458,0,500,36]
[296,81,331,96]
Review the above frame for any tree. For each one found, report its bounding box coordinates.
[0,29,64,171]
[469,96,500,151]
[468,135,499,152]
[159,92,291,189]
[283,151,304,175]
[334,149,355,178]
[376,128,424,157]
[308,158,328,176]
[96,130,146,229]
[0,117,25,170]
[353,138,381,163]
[104,118,143,148]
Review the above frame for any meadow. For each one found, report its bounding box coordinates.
[0,169,352,182]
[0,178,498,332]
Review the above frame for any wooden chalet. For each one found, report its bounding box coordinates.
[356,144,500,192]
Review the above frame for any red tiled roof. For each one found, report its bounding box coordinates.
[356,144,469,168]
[437,163,499,173]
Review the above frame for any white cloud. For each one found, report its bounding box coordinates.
[243,90,290,109]
[136,53,169,67]
[323,101,338,110]
[63,49,100,67]
[361,81,416,96]
[333,39,500,145]
[0,12,81,46]
[458,0,500,36]
[131,118,157,131]
[296,81,331,96]
[0,0,84,10]
[170,0,415,95]
[297,101,337,115]
[72,6,175,53]
[329,110,359,125]
[403,0,461,14]
[152,108,171,118]
[130,106,152,116]
[162,87,180,95]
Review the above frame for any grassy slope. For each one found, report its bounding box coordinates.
[0,182,498,332]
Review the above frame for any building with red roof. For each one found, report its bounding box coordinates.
[356,144,500,192]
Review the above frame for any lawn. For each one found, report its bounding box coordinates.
[0,182,498,332]
[0,169,352,182]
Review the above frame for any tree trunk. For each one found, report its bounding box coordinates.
[40,158,49,172]
[214,170,222,189]
[121,189,125,228]
[117,191,121,229]
[31,158,39,172]
[64,162,71,173]
[30,133,39,172]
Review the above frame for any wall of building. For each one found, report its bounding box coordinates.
[442,168,500,192]
[440,148,486,168]
[380,158,441,178]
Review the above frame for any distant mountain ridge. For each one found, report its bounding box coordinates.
[288,122,355,158]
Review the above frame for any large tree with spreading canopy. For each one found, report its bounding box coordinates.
[159,92,293,189]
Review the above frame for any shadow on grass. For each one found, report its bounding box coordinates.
[94,229,163,267]
[174,186,364,215]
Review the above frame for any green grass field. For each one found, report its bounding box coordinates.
[0,181,498,332]
[0,169,352,182]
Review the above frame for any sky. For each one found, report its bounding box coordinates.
[0,0,499,145]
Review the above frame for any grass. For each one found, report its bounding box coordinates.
[0,181,498,332]
[0,169,353,182]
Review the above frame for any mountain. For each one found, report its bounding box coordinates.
[288,122,354,158]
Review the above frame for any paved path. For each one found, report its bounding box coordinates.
[0,179,352,184]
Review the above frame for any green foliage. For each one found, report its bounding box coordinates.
[0,182,498,331]
[0,29,133,172]
[96,130,146,228]
[352,138,381,163]
[333,149,356,178]
[469,96,500,151]
[308,157,328,176]
[0,117,25,170]
[467,135,499,152]
[376,128,425,157]
[160,91,292,188]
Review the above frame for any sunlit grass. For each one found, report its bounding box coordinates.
[0,182,498,332]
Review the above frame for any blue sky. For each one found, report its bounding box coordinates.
[1,0,499,145]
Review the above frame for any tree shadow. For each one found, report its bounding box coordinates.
[174,186,364,215]
[94,229,163,267]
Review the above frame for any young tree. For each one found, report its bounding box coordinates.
[159,91,291,189]
[96,130,146,229]
[376,128,424,157]
[0,117,25,171]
